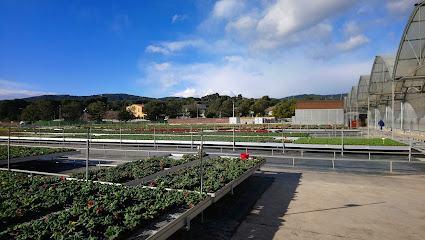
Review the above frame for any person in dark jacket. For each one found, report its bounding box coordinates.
[378,120,384,130]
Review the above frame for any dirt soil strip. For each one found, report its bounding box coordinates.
[124,158,202,187]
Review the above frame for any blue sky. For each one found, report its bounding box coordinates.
[0,0,418,100]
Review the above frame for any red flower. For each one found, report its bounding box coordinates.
[87,201,94,206]
[16,210,22,214]
[18,177,21,180]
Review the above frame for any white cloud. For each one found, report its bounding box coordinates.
[213,0,245,19]
[0,79,56,100]
[335,35,370,52]
[154,62,171,71]
[139,57,372,98]
[256,0,355,41]
[386,0,416,15]
[145,45,170,55]
[172,14,188,23]
[225,16,258,40]
[145,40,205,55]
[223,55,244,62]
[343,21,361,36]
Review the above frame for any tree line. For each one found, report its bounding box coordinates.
[0,93,324,122]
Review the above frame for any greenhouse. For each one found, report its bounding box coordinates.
[345,1,425,133]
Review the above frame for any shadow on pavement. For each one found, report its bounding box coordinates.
[229,171,302,240]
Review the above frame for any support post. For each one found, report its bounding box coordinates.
[282,122,285,153]
[7,127,11,171]
[120,123,122,149]
[367,96,370,138]
[341,129,344,156]
[400,102,404,130]
[409,137,412,161]
[86,127,90,181]
[233,127,235,152]
[190,124,193,150]
[153,125,156,150]
[200,130,204,194]
[391,81,395,140]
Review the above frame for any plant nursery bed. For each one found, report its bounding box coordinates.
[0,170,208,240]
[144,156,266,194]
[70,153,206,183]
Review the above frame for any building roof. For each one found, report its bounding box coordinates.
[394,1,425,79]
[296,100,344,109]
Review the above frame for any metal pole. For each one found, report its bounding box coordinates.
[200,130,204,194]
[153,125,156,150]
[367,96,370,138]
[233,100,235,118]
[120,123,122,149]
[190,124,193,150]
[86,127,90,181]
[233,127,235,151]
[7,127,10,171]
[282,122,285,153]
[391,81,395,140]
[400,102,404,130]
[409,137,412,161]
[341,129,344,156]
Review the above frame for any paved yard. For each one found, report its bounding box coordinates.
[232,167,425,240]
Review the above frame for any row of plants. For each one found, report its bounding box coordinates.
[47,134,292,143]
[0,171,67,227]
[70,153,206,183]
[145,156,266,193]
[293,138,406,146]
[0,146,74,160]
[14,128,307,137]
[0,174,207,240]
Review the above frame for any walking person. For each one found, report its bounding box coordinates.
[378,119,384,131]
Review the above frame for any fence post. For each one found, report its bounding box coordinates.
[86,127,90,181]
[292,158,295,166]
[390,161,393,173]
[341,129,344,156]
[409,137,412,161]
[8,127,10,171]
[332,159,335,169]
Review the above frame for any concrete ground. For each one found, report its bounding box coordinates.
[231,167,425,240]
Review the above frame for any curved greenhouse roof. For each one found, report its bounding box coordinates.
[350,86,358,107]
[368,55,396,102]
[357,75,370,106]
[394,1,425,79]
[346,92,352,108]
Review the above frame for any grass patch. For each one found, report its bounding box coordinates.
[293,138,406,146]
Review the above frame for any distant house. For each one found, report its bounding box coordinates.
[265,106,275,116]
[126,104,147,119]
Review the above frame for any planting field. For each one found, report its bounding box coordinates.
[0,146,74,160]
[293,138,405,146]
[0,171,206,239]
[1,153,266,240]
[146,156,265,193]
[70,153,205,183]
